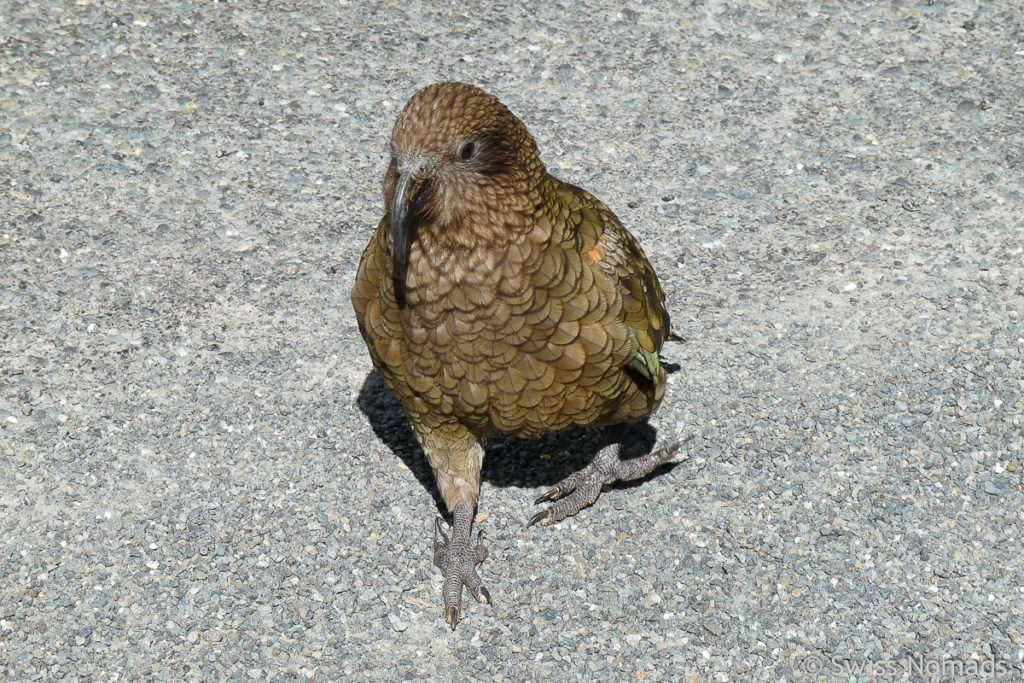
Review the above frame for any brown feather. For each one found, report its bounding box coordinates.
[352,81,680,509]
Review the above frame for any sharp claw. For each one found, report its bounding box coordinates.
[446,605,460,631]
[534,489,556,505]
[527,510,548,528]
[479,586,491,604]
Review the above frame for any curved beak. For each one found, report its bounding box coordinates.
[390,171,419,265]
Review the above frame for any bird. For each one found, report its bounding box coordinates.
[351,82,682,630]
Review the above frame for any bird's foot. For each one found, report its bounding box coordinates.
[529,437,685,527]
[433,505,490,630]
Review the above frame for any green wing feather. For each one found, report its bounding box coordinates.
[559,183,677,386]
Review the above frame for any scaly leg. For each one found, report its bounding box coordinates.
[433,502,491,630]
[528,425,685,527]
[414,428,490,629]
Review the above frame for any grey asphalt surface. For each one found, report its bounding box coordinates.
[2,1,1023,680]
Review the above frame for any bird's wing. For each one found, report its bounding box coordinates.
[560,183,675,385]
[351,216,403,371]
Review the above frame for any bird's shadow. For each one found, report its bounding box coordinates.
[356,372,677,517]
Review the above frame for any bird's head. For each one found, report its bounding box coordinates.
[384,82,546,264]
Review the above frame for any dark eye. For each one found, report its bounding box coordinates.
[459,141,477,160]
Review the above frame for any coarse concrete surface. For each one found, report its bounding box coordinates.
[2,1,1022,680]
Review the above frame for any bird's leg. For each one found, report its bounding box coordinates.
[433,501,490,630]
[417,431,490,629]
[529,425,684,527]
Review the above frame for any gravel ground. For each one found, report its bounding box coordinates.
[2,1,1023,680]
